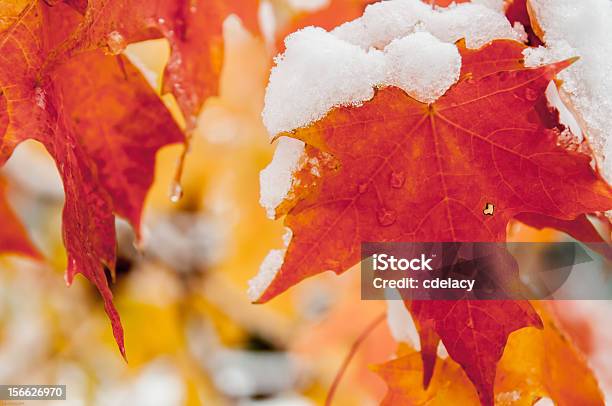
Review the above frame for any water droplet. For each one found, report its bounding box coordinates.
[389,171,405,189]
[525,87,538,101]
[467,319,474,328]
[358,182,369,194]
[105,31,126,55]
[169,181,183,203]
[377,208,397,227]
[34,86,46,109]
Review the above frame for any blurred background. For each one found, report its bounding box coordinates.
[0,5,394,404]
[0,1,611,405]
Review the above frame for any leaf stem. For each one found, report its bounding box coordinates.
[324,312,386,406]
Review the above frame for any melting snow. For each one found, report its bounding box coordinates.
[255,0,609,300]
[248,228,293,302]
[524,0,612,182]
[260,0,525,221]
[384,31,461,104]
[259,137,306,219]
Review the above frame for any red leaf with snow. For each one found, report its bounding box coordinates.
[256,40,612,404]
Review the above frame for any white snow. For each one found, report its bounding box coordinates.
[384,32,461,104]
[332,0,523,51]
[471,0,504,12]
[247,228,293,302]
[524,0,612,182]
[260,137,306,219]
[263,0,525,136]
[248,249,284,302]
[262,27,386,136]
[545,81,583,144]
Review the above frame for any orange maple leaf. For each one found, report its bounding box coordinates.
[0,1,183,357]
[256,40,612,404]
[374,302,604,405]
[56,0,260,125]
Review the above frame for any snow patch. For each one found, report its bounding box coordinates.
[263,0,525,136]
[248,228,293,301]
[471,0,504,12]
[524,0,612,182]
[260,137,306,219]
[332,0,522,50]
[263,27,386,136]
[384,32,461,104]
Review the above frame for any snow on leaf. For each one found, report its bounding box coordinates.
[263,0,524,138]
[524,0,612,183]
[332,0,523,51]
[0,1,183,357]
[255,40,612,404]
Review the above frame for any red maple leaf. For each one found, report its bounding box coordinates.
[55,0,260,126]
[256,40,612,404]
[505,0,543,47]
[0,1,183,357]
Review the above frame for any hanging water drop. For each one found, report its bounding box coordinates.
[377,208,397,227]
[169,181,183,203]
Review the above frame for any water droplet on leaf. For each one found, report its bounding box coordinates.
[389,171,405,189]
[377,208,397,227]
[169,181,183,203]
